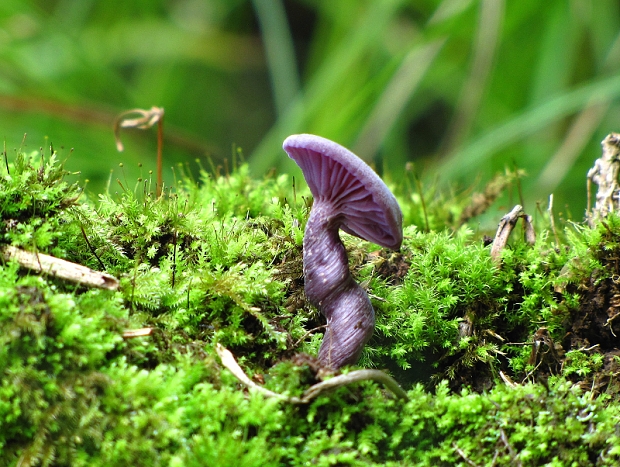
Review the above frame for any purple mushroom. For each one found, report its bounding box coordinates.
[283,134,403,369]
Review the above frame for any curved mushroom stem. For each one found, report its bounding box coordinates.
[304,200,375,369]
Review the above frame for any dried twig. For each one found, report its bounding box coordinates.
[490,205,535,263]
[490,205,523,262]
[122,328,153,338]
[1,245,119,290]
[215,343,409,403]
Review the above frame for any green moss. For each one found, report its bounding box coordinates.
[0,268,127,465]
[0,151,81,253]
[1,149,619,466]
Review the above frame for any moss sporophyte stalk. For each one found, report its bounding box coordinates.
[0,141,619,466]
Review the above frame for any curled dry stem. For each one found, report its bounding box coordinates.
[113,106,165,197]
[215,343,408,403]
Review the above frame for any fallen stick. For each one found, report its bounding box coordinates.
[1,245,119,290]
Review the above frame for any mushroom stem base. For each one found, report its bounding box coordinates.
[303,201,375,369]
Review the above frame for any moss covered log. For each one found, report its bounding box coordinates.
[0,149,619,466]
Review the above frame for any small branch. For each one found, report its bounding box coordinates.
[215,343,409,404]
[490,205,535,263]
[1,245,119,290]
[490,205,522,262]
[491,204,523,259]
[123,327,153,338]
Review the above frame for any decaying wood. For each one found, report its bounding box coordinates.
[215,343,409,403]
[490,205,535,263]
[587,133,620,226]
[1,245,119,290]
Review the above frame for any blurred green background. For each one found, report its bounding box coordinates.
[1,0,620,219]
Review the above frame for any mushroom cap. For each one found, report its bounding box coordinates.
[283,134,403,250]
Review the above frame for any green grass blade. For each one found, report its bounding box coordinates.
[437,73,620,182]
[252,0,300,117]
